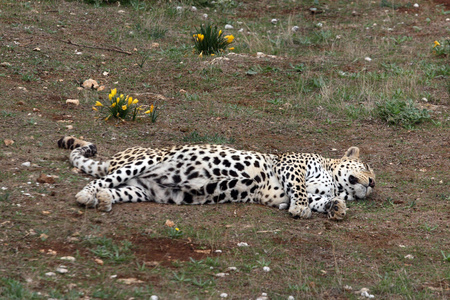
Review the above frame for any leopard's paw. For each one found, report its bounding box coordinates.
[278,203,289,210]
[326,198,347,220]
[289,205,312,219]
[96,189,113,212]
[75,190,98,208]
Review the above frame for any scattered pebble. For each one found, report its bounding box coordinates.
[66,99,79,105]
[22,162,31,167]
[110,275,117,278]
[404,254,414,259]
[364,57,372,62]
[237,242,249,247]
[60,256,76,262]
[225,24,234,29]
[82,79,99,89]
[4,139,14,146]
[215,249,223,253]
[56,267,68,274]
[227,267,238,272]
[357,288,374,298]
[288,296,295,300]
[215,272,229,277]
[176,6,183,12]
[291,26,299,32]
[344,285,353,291]
[95,258,104,265]
[220,293,228,298]
[271,19,278,24]
[190,6,197,12]
[150,296,158,300]
[316,22,323,28]
[256,293,269,300]
[203,13,208,19]
[421,98,428,102]
[413,3,419,8]
[263,266,271,272]
[45,272,56,277]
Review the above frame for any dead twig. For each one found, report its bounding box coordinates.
[59,39,132,55]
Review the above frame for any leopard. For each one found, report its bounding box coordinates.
[57,136,375,220]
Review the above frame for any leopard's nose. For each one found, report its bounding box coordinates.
[369,178,375,188]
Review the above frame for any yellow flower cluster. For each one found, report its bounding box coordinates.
[224,35,234,44]
[145,104,155,114]
[193,33,204,42]
[433,40,440,48]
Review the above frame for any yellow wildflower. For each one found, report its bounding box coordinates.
[120,94,124,99]
[110,88,117,98]
[211,54,215,56]
[175,228,180,231]
[92,106,98,111]
[229,47,235,51]
[111,102,116,108]
[219,30,222,36]
[132,99,139,105]
[433,40,440,48]
[105,115,110,121]
[116,97,120,104]
[109,94,113,101]
[122,105,127,110]
[95,101,103,107]
[193,34,198,39]
[145,105,155,114]
[224,35,234,43]
[199,51,203,58]
[197,34,204,42]
[127,96,133,106]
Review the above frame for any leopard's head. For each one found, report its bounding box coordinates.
[333,147,376,201]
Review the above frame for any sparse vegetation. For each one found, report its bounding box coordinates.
[0,0,448,299]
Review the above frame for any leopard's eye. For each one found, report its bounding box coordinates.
[348,175,358,184]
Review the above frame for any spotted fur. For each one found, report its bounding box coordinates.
[58,136,375,220]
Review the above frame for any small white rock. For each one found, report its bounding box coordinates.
[215,272,229,277]
[263,266,271,272]
[176,6,183,12]
[225,24,234,29]
[22,162,31,167]
[238,28,244,32]
[271,19,278,24]
[45,272,56,276]
[190,6,197,12]
[404,254,414,259]
[316,22,323,28]
[220,293,228,298]
[56,267,68,274]
[203,13,208,19]
[237,242,249,247]
[413,3,419,8]
[288,296,295,300]
[364,57,372,62]
[60,256,76,261]
[150,296,158,300]
[261,293,267,296]
[227,267,238,271]
[215,249,223,253]
[421,98,428,102]
[291,26,299,32]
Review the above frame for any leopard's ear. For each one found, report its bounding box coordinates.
[343,147,360,160]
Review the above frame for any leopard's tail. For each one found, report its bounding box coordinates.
[57,136,109,178]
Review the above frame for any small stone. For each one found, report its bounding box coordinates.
[404,254,414,259]
[220,293,228,298]
[263,266,271,272]
[225,24,234,29]
[203,13,208,19]
[288,296,295,300]
[237,242,249,247]
[95,258,104,265]
[215,249,223,253]
[291,26,299,32]
[413,3,419,8]
[60,256,76,262]
[82,79,99,90]
[271,19,278,24]
[33,47,41,51]
[66,125,73,130]
[421,98,428,102]
[176,6,183,12]
[150,296,158,300]
[117,278,145,285]
[45,272,56,277]
[364,57,372,62]
[97,85,105,91]
[352,10,358,16]
[66,99,79,106]
[344,285,353,291]
[215,272,229,277]
[4,139,14,146]
[22,162,31,167]
[190,6,197,12]
[56,267,68,274]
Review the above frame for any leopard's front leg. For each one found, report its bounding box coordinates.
[75,162,150,210]
[287,184,312,218]
[308,195,347,220]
